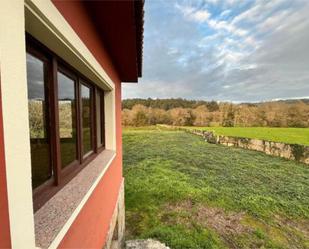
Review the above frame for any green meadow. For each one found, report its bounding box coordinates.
[185,127,309,146]
[123,127,309,249]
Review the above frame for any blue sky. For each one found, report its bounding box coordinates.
[122,0,309,102]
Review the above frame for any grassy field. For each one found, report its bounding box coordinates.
[123,127,309,249]
[184,127,309,146]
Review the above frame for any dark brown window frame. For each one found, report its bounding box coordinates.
[26,34,106,211]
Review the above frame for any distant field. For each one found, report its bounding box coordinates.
[185,127,309,146]
[123,128,309,249]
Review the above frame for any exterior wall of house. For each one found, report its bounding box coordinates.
[0,76,11,249]
[52,1,124,248]
[0,0,124,248]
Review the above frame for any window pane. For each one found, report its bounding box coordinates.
[26,53,51,189]
[96,90,101,148]
[81,84,92,155]
[96,90,104,148]
[58,71,77,168]
[100,91,105,147]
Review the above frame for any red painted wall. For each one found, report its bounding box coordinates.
[51,1,123,248]
[0,72,12,248]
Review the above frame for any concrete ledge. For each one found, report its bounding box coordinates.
[34,150,116,248]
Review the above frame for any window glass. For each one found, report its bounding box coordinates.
[26,53,51,189]
[96,90,104,147]
[100,91,105,147]
[81,84,92,155]
[96,90,101,147]
[58,71,77,168]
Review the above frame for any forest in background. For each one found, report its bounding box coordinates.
[122,98,309,127]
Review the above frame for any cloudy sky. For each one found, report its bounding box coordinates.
[122,0,309,102]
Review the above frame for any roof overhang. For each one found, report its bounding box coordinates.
[84,0,144,83]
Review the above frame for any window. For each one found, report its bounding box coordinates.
[26,53,52,189]
[96,89,105,149]
[58,71,78,168]
[81,83,93,156]
[26,36,105,210]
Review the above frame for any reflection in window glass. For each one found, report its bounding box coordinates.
[26,53,51,189]
[96,91,102,148]
[58,71,77,168]
[81,84,92,155]
[96,90,104,148]
[100,91,105,147]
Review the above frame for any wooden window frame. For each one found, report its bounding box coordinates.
[26,34,106,211]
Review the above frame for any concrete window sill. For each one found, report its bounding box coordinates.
[34,149,116,249]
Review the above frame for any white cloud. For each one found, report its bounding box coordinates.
[176,3,248,37]
[232,3,260,24]
[175,4,211,22]
[231,0,293,26]
[193,10,211,22]
[208,19,247,36]
[219,9,231,17]
[205,0,238,6]
[243,36,258,48]
[271,96,309,101]
[257,10,290,33]
[167,47,179,55]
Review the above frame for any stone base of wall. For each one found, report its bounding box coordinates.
[104,178,125,249]
[158,125,309,165]
[126,239,170,249]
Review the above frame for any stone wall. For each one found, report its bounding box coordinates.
[158,125,309,165]
[105,179,125,249]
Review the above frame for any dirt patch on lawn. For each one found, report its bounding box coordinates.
[163,200,252,248]
[197,205,248,235]
[164,201,309,249]
[165,200,250,236]
[274,215,309,239]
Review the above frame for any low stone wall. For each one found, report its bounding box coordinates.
[157,125,309,165]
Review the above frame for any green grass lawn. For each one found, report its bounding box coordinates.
[123,127,309,249]
[184,127,309,146]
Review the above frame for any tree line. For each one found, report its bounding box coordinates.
[122,98,220,111]
[122,99,309,127]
